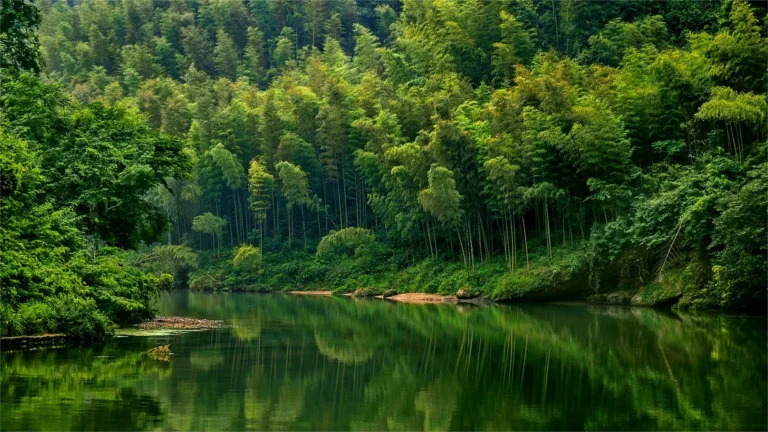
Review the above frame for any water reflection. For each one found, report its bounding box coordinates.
[1,346,168,430]
[2,292,766,431]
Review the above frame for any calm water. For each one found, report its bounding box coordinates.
[2,292,766,431]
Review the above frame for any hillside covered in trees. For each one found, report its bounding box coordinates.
[1,0,767,338]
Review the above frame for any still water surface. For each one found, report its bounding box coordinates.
[2,291,766,431]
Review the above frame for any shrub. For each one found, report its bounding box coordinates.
[48,295,113,339]
[233,244,263,271]
[317,228,375,257]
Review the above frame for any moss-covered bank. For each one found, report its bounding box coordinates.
[169,243,757,312]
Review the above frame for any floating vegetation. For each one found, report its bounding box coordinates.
[116,317,226,338]
[115,328,204,337]
[146,345,171,362]
[136,316,225,330]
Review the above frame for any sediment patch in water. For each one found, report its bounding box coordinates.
[135,316,225,330]
[116,316,226,337]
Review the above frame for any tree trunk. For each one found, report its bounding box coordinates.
[336,180,343,229]
[500,214,510,271]
[456,228,467,267]
[510,214,516,272]
[232,194,238,246]
[521,214,529,269]
[341,163,349,228]
[544,199,552,258]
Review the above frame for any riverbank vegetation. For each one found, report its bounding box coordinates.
[1,0,189,338]
[2,0,766,337]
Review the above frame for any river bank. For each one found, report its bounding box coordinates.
[0,334,70,350]
[185,244,759,313]
[1,316,226,349]
[288,290,462,304]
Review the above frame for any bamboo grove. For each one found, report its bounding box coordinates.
[3,0,767,320]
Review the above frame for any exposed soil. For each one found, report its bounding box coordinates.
[287,290,334,296]
[136,316,225,330]
[385,293,459,304]
[286,290,470,304]
[285,290,490,305]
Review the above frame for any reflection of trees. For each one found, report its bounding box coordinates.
[314,329,375,364]
[243,368,270,430]
[271,379,307,429]
[242,362,313,430]
[169,293,766,430]
[415,380,458,431]
[189,350,226,370]
[4,292,765,431]
[232,317,262,341]
[1,346,168,430]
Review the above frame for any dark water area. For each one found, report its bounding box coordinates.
[2,291,766,431]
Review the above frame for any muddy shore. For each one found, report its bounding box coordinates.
[287,290,464,304]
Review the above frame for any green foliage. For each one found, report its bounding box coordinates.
[214,29,239,80]
[188,270,225,291]
[317,228,375,257]
[0,0,41,74]
[208,143,245,189]
[492,247,592,299]
[705,0,768,93]
[273,27,297,68]
[706,158,768,310]
[247,159,274,222]
[131,244,198,287]
[233,244,263,271]
[0,8,194,337]
[492,11,536,84]
[192,213,227,237]
[1,121,173,338]
[275,161,311,209]
[8,295,112,339]
[1,74,191,248]
[418,165,463,227]
[696,86,767,126]
[635,259,707,307]
[2,0,763,318]
[582,15,670,66]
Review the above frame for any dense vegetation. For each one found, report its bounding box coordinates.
[1,0,190,337]
[1,0,766,338]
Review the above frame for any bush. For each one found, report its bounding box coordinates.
[317,228,375,257]
[1,296,114,339]
[16,302,55,335]
[48,295,113,339]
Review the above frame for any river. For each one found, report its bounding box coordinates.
[2,291,766,430]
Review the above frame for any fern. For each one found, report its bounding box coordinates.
[233,245,262,271]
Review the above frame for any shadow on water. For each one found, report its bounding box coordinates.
[2,291,766,431]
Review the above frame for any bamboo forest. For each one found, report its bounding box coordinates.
[1,0,766,430]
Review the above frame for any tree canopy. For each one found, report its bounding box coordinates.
[1,0,766,336]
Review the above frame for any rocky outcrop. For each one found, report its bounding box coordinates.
[631,260,706,307]
[352,288,376,298]
[455,288,477,299]
[587,292,633,305]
